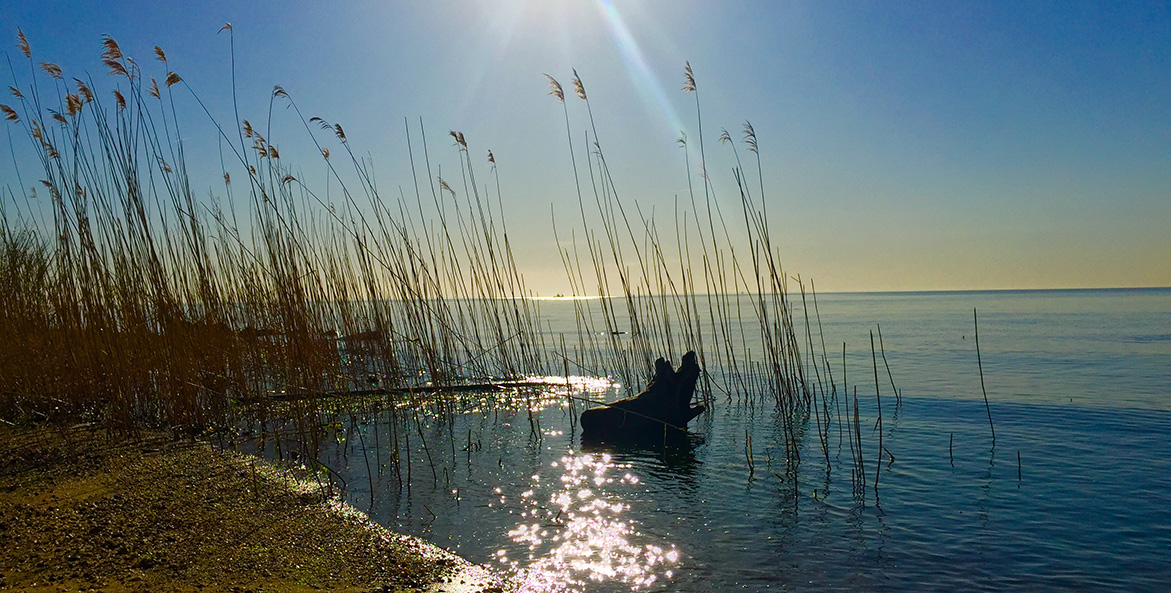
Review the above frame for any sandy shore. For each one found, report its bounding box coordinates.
[0,425,504,593]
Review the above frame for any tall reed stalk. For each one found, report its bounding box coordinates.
[0,31,545,440]
[0,33,894,496]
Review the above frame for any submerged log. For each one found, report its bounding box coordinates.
[580,351,706,442]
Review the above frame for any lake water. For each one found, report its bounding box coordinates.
[264,288,1171,592]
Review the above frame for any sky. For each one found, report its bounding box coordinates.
[1,0,1169,294]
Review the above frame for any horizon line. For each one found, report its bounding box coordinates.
[529,286,1171,300]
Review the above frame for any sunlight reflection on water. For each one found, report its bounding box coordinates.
[284,290,1171,592]
[497,452,678,592]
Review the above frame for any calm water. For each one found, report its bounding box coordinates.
[269,288,1171,592]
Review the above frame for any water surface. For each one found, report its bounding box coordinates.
[266,288,1171,592]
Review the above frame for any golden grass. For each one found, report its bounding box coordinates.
[0,31,870,489]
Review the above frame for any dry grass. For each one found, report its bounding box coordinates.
[0,31,549,440]
[1,30,887,495]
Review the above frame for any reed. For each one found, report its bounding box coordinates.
[877,323,900,405]
[1,30,896,498]
[0,31,552,481]
[745,429,755,479]
[974,308,996,445]
[543,64,818,442]
[871,330,883,494]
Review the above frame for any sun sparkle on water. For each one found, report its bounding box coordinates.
[497,452,678,592]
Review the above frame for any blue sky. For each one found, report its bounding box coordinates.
[2,0,1169,293]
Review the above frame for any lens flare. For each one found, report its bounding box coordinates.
[592,0,687,142]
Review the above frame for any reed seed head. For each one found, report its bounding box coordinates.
[448,130,467,150]
[104,59,129,78]
[572,69,587,101]
[66,93,82,117]
[743,121,758,154]
[8,86,22,99]
[150,78,160,99]
[17,29,30,58]
[0,104,18,122]
[310,117,333,134]
[219,23,233,33]
[73,80,92,103]
[154,46,167,63]
[544,74,564,102]
[165,72,182,87]
[101,36,123,61]
[683,61,696,92]
[40,62,63,79]
[113,90,126,111]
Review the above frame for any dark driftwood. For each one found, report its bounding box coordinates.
[580,351,706,442]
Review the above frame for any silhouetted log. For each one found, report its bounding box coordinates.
[580,351,706,442]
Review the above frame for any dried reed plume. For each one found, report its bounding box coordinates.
[39,62,62,79]
[0,29,549,450]
[682,61,696,92]
[17,28,30,58]
[571,69,587,101]
[544,75,564,102]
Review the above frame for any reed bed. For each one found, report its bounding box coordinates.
[541,66,894,496]
[0,30,546,438]
[1,30,895,498]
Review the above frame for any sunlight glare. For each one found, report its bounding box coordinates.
[499,452,678,592]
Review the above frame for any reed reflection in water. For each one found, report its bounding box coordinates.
[497,452,678,592]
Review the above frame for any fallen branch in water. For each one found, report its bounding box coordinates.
[268,379,567,402]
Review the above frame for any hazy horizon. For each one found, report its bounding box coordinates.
[2,1,1168,295]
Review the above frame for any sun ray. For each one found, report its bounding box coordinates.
[592,0,686,141]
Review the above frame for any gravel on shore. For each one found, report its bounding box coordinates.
[0,425,504,593]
